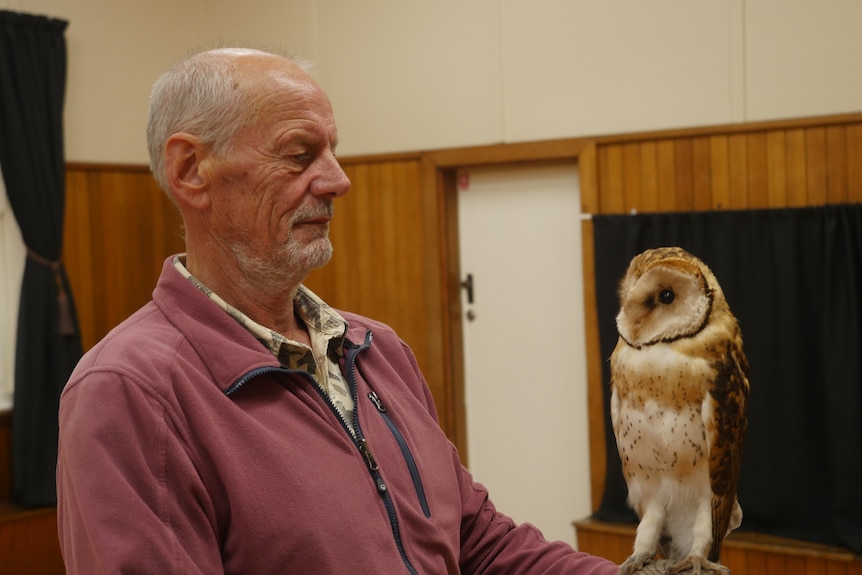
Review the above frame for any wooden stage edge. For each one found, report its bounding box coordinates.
[575,517,861,566]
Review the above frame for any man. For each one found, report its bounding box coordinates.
[57,47,618,574]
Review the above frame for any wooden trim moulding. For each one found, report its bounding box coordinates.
[423,137,590,168]
[66,161,153,173]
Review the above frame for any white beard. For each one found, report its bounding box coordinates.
[226,202,334,293]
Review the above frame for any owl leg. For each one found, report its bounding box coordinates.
[619,502,665,575]
[668,502,727,575]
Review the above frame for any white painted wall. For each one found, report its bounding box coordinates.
[1,0,196,163]
[3,0,861,162]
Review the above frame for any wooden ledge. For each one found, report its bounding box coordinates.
[0,501,64,574]
[0,500,57,523]
[574,518,861,564]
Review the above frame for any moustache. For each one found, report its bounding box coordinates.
[291,202,334,225]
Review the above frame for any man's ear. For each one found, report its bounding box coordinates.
[165,133,210,210]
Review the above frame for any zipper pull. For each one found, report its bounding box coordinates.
[358,438,379,471]
[368,390,386,412]
[375,476,388,493]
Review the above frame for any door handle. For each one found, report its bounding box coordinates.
[461,273,474,304]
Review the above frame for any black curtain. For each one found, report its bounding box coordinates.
[0,10,81,507]
[591,204,862,553]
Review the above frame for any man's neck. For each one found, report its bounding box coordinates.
[182,252,310,345]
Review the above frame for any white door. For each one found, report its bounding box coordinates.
[457,162,591,546]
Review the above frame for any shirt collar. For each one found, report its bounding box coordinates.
[172,254,348,359]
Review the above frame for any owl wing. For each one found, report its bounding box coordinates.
[706,337,750,561]
[609,340,624,439]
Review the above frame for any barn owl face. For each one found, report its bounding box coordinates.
[615,246,716,348]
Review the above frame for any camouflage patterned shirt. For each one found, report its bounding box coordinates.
[172,255,356,433]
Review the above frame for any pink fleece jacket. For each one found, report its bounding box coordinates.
[57,256,618,575]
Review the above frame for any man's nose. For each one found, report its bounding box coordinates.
[312,152,351,198]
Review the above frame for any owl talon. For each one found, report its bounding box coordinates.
[669,556,729,575]
[618,553,655,575]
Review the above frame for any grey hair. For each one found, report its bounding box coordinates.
[146,46,312,196]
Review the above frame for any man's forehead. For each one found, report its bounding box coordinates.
[241,84,339,145]
[235,58,315,97]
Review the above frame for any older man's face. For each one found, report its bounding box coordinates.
[202,57,351,283]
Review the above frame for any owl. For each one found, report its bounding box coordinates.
[609,247,749,575]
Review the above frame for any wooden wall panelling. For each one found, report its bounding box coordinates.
[637,142,659,211]
[64,165,184,352]
[0,412,9,500]
[64,169,96,350]
[622,142,643,210]
[655,140,677,211]
[0,413,64,574]
[578,143,608,513]
[303,156,461,449]
[745,132,768,208]
[766,129,789,207]
[726,134,749,209]
[808,127,829,203]
[692,136,713,211]
[848,124,862,200]
[787,128,809,206]
[434,164,468,458]
[709,135,729,209]
[0,502,64,575]
[825,126,847,203]
[590,121,862,219]
[597,144,624,214]
[673,138,695,210]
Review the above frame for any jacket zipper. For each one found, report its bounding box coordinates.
[343,333,419,575]
[225,332,418,575]
[367,390,431,518]
[225,366,285,395]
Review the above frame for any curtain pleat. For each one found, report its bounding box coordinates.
[0,9,82,507]
[592,204,862,553]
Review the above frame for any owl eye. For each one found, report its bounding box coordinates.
[658,289,675,305]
